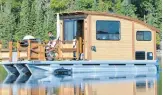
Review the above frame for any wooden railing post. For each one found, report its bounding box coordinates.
[17,41,20,61]
[9,41,13,62]
[38,44,41,60]
[27,40,31,60]
[79,36,83,53]
[76,40,79,60]
[38,44,45,61]
[58,40,61,60]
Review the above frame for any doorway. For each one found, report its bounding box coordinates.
[76,20,84,54]
[63,19,84,58]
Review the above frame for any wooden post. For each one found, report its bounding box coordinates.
[58,40,61,60]
[27,40,31,60]
[79,37,83,53]
[17,41,20,61]
[9,41,12,62]
[38,44,45,61]
[38,44,41,60]
[76,40,79,60]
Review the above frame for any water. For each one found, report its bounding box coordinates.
[0,64,162,95]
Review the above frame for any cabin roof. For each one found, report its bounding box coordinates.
[60,11,160,32]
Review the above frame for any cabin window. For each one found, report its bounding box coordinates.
[136,31,151,41]
[96,20,120,40]
[64,20,77,41]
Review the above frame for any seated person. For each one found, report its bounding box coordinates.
[73,36,77,59]
[45,31,58,61]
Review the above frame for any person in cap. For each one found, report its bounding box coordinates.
[46,31,58,61]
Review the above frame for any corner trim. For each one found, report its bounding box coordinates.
[132,21,135,60]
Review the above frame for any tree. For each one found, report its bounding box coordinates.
[0,0,16,47]
[141,0,162,45]
[15,0,31,40]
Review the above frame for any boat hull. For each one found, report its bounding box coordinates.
[0,60,159,76]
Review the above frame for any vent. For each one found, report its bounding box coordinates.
[135,51,145,60]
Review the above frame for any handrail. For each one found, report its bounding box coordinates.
[0,41,13,62]
[16,39,80,61]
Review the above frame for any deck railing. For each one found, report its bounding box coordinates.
[57,40,79,60]
[17,40,46,61]
[0,41,13,62]
[0,40,80,62]
[17,40,80,61]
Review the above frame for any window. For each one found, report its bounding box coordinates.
[136,31,151,41]
[64,20,77,41]
[96,20,120,40]
[135,51,145,60]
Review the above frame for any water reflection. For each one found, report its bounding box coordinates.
[0,73,158,95]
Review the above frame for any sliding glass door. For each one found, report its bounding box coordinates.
[64,20,77,41]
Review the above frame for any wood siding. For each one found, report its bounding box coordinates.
[134,22,155,60]
[84,17,89,59]
[90,15,133,60]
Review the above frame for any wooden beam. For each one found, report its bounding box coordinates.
[61,48,77,52]
[9,41,12,62]
[58,41,62,60]
[154,32,156,60]
[132,21,135,60]
[28,40,31,60]
[76,40,79,60]
[17,41,20,61]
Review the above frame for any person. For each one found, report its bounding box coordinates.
[48,31,55,41]
[46,31,57,61]
[73,36,77,60]
[73,36,77,48]
[47,31,56,47]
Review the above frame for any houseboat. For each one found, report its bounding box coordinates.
[0,11,160,76]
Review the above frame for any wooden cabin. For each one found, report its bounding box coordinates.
[58,11,159,60]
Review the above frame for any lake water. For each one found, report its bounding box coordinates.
[0,61,162,95]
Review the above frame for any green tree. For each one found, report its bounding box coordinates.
[141,0,162,45]
[15,0,31,40]
[0,0,16,47]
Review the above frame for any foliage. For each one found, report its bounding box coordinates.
[0,0,162,46]
[132,0,162,45]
